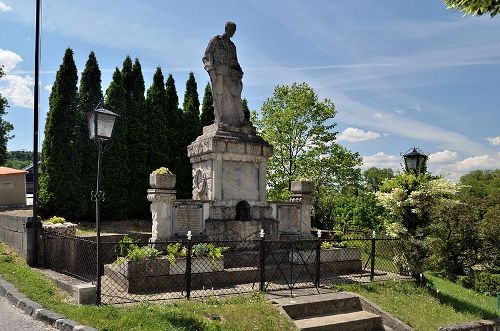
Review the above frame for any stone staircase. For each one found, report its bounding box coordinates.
[271,292,397,331]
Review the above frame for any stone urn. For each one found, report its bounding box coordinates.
[150,172,176,189]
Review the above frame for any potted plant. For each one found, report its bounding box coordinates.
[42,216,78,237]
[150,167,176,189]
[113,245,168,279]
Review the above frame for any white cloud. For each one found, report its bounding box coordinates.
[428,150,458,164]
[0,1,11,12]
[0,49,22,72]
[0,49,33,108]
[362,152,400,170]
[453,155,499,171]
[44,84,52,92]
[337,127,381,143]
[373,112,382,118]
[486,136,500,146]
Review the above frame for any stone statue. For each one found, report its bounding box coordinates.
[203,22,246,127]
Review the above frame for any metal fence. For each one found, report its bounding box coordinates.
[41,232,407,304]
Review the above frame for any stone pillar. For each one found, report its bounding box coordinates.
[290,181,315,237]
[148,189,176,242]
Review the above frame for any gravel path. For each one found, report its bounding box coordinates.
[0,295,55,331]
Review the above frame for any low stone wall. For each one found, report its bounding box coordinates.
[0,212,30,258]
[438,319,500,331]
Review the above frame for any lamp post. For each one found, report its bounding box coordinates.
[87,106,118,305]
[402,147,428,173]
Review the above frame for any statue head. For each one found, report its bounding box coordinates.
[224,21,236,38]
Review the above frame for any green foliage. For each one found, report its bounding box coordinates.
[102,68,130,219]
[255,82,361,214]
[39,48,85,218]
[113,235,139,257]
[78,51,103,217]
[124,58,150,218]
[153,166,172,174]
[165,243,187,265]
[126,246,162,261]
[200,82,215,127]
[0,66,14,165]
[45,216,66,224]
[242,98,251,122]
[192,243,229,269]
[444,0,500,17]
[146,67,169,172]
[472,272,500,296]
[4,150,35,169]
[363,167,394,192]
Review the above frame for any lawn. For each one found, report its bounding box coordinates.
[334,276,499,331]
[0,243,296,331]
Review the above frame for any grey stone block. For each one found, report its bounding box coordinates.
[17,298,42,316]
[13,231,23,249]
[6,289,27,306]
[73,283,96,305]
[73,326,98,331]
[33,309,65,326]
[56,318,82,331]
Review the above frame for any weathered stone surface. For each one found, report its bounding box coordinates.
[205,218,279,241]
[148,189,176,241]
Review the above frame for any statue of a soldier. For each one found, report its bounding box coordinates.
[203,22,246,127]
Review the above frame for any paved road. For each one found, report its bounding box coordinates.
[0,295,54,331]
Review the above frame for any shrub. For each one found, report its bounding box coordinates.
[474,272,500,296]
[127,246,162,262]
[153,167,172,175]
[166,243,187,265]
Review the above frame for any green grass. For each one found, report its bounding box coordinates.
[334,277,499,331]
[0,243,296,331]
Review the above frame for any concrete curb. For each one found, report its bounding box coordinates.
[0,275,97,331]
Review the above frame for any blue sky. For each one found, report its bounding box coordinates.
[1,0,499,180]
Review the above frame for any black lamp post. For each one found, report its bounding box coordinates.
[402,147,428,173]
[87,106,118,305]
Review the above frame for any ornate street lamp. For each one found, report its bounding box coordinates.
[87,106,118,305]
[401,147,428,173]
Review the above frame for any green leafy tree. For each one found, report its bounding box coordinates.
[0,65,14,165]
[146,67,169,171]
[255,82,361,201]
[122,57,149,217]
[39,48,85,218]
[77,51,103,217]
[101,68,130,219]
[200,82,214,128]
[363,167,394,192]
[444,0,500,17]
[5,151,35,169]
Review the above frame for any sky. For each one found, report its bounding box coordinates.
[0,0,499,180]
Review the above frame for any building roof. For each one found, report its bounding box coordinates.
[0,167,29,176]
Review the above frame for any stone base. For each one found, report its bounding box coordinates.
[205,218,279,241]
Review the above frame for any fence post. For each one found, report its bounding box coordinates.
[315,230,322,288]
[185,231,192,300]
[370,230,376,282]
[259,229,265,292]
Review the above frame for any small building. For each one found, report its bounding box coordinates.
[0,166,28,205]
[23,162,40,194]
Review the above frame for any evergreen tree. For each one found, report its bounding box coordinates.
[165,74,179,129]
[146,67,169,171]
[77,51,103,217]
[176,72,201,198]
[39,48,84,218]
[122,57,149,217]
[101,68,129,219]
[200,82,215,127]
[0,66,14,165]
[242,98,251,122]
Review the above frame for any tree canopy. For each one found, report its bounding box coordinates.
[0,65,14,166]
[444,0,500,17]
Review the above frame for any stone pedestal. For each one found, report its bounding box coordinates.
[147,189,176,242]
[188,123,278,240]
[290,180,315,237]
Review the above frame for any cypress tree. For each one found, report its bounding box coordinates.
[101,68,129,219]
[122,57,149,217]
[77,51,103,217]
[242,98,251,122]
[146,67,169,171]
[39,48,84,218]
[200,82,215,128]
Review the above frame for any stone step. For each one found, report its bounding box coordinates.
[273,292,362,319]
[295,311,384,331]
